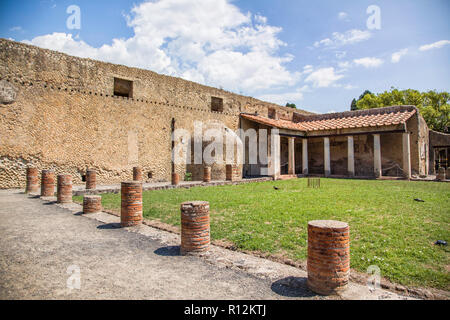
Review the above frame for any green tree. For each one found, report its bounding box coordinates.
[286,103,297,109]
[350,98,357,111]
[353,88,450,132]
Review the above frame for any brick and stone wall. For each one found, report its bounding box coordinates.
[0,39,307,189]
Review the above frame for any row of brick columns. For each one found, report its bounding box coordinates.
[280,133,412,179]
[25,167,350,295]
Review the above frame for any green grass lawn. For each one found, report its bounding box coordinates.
[74,178,450,290]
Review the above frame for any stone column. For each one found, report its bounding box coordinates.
[269,129,281,179]
[57,174,72,204]
[373,134,382,178]
[288,137,295,175]
[180,201,210,255]
[41,170,55,197]
[25,167,39,194]
[324,137,331,177]
[302,139,308,175]
[307,220,350,295]
[402,133,412,179]
[120,181,143,227]
[347,136,355,177]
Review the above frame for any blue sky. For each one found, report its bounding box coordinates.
[1,0,449,113]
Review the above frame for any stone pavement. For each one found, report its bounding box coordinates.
[0,190,414,300]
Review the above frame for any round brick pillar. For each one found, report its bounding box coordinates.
[57,174,73,204]
[180,201,210,255]
[172,172,180,186]
[41,170,55,197]
[83,195,102,214]
[133,167,142,181]
[203,166,211,183]
[121,181,143,227]
[86,169,96,190]
[226,164,241,182]
[307,220,350,295]
[25,167,39,194]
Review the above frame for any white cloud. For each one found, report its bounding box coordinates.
[23,0,299,94]
[302,65,314,74]
[343,84,357,90]
[391,48,408,63]
[314,29,371,48]
[337,61,351,70]
[335,51,347,59]
[305,67,344,88]
[419,40,450,51]
[258,86,306,105]
[10,26,23,32]
[338,12,349,21]
[353,57,384,68]
[254,14,267,25]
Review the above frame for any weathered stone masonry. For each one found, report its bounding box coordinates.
[0,38,304,189]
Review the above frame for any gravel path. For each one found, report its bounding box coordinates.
[0,190,306,300]
[0,190,413,300]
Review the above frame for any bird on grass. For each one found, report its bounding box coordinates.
[273,186,280,190]
[414,198,425,202]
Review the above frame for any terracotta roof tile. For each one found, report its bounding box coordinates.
[241,106,417,133]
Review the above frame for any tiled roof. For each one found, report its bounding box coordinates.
[241,106,417,133]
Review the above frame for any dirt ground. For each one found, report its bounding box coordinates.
[0,190,413,300]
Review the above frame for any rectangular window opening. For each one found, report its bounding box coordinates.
[114,77,133,98]
[211,97,224,112]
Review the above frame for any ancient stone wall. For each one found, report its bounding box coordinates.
[0,38,308,189]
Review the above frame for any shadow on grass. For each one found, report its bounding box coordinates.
[97,223,121,230]
[154,246,181,256]
[271,277,316,298]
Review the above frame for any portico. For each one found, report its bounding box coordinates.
[241,106,417,180]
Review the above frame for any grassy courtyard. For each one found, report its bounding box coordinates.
[75,178,450,290]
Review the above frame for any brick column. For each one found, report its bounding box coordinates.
[446,167,450,180]
[121,181,143,227]
[133,167,142,181]
[203,166,211,183]
[172,172,180,186]
[57,174,72,204]
[41,170,55,197]
[226,164,241,181]
[25,167,39,194]
[86,169,97,190]
[307,220,350,295]
[180,201,210,255]
[83,195,102,214]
